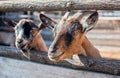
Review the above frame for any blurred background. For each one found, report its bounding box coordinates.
[0,10,120,60]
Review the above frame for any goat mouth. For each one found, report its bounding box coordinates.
[49,52,64,61]
[17,43,28,50]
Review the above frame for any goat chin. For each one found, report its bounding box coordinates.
[65,55,84,66]
[16,43,28,51]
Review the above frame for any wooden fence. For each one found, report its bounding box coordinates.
[0,0,120,78]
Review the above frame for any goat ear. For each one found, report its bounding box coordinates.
[38,23,46,30]
[81,11,99,32]
[2,18,17,27]
[40,14,57,30]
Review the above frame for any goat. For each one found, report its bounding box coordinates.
[14,19,48,58]
[40,11,101,62]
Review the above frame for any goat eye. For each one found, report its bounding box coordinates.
[71,22,80,31]
[68,22,80,36]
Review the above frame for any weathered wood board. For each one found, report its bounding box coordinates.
[1,0,120,12]
[0,57,119,78]
[0,46,120,75]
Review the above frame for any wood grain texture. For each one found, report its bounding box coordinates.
[0,0,120,12]
[0,46,120,75]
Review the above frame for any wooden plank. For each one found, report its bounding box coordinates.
[0,46,120,75]
[0,57,119,78]
[1,0,120,12]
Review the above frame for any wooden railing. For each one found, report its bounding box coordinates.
[0,0,120,12]
[0,0,120,76]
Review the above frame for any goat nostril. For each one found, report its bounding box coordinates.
[17,39,23,44]
[51,48,57,53]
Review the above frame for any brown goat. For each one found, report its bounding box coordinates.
[14,19,47,54]
[40,11,101,62]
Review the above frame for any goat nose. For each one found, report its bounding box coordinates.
[17,39,23,44]
[51,49,56,53]
[50,48,57,53]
